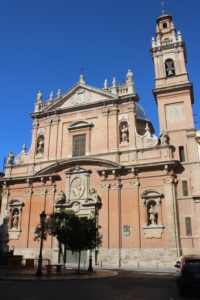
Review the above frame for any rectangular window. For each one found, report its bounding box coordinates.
[72,134,86,157]
[122,225,130,236]
[182,180,189,196]
[185,217,192,236]
[179,146,185,162]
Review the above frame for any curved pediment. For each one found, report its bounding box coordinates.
[140,189,163,199]
[34,157,122,176]
[68,119,93,130]
[8,199,24,207]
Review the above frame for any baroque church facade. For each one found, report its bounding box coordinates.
[1,11,200,267]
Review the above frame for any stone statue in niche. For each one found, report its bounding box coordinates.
[120,122,129,143]
[86,188,98,203]
[56,190,66,203]
[37,135,44,154]
[148,204,157,226]
[11,210,19,229]
[160,130,169,146]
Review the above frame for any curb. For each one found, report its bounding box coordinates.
[0,269,118,281]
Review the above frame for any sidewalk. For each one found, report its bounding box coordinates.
[0,264,176,281]
[0,267,118,281]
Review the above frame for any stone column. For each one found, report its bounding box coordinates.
[0,184,10,252]
[45,119,52,160]
[109,179,122,267]
[193,197,200,249]
[163,176,180,257]
[108,105,119,151]
[49,117,60,159]
[128,101,136,149]
[100,182,110,248]
[24,183,33,248]
[31,119,39,162]
[0,184,10,224]
[102,108,109,152]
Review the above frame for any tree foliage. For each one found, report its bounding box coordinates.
[34,210,102,270]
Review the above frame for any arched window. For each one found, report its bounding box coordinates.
[36,135,44,154]
[163,22,168,29]
[165,59,175,77]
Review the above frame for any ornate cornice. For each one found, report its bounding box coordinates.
[152,82,194,104]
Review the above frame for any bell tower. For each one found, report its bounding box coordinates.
[152,12,189,88]
[151,9,195,162]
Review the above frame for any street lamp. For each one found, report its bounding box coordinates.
[36,211,46,277]
[88,249,93,272]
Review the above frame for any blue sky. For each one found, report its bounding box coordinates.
[0,0,200,170]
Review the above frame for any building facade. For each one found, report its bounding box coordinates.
[1,11,200,267]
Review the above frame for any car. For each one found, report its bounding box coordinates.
[175,255,200,296]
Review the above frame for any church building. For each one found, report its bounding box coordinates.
[1,10,200,267]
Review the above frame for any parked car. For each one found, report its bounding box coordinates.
[175,255,200,296]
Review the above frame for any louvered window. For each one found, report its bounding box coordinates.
[182,180,189,196]
[72,134,86,157]
[185,217,192,236]
[179,146,185,162]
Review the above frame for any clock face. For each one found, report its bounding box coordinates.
[70,177,85,199]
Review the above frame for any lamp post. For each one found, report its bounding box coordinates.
[36,211,46,277]
[88,249,93,272]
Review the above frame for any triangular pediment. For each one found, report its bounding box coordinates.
[46,83,115,112]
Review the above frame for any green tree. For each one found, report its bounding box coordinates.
[46,210,74,264]
[34,210,75,264]
[34,210,102,271]
[67,216,102,271]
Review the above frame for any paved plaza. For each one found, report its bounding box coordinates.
[0,267,200,300]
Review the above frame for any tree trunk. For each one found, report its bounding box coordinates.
[58,241,64,264]
[64,243,67,266]
[78,250,81,272]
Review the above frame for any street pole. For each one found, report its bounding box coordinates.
[88,250,93,272]
[36,211,46,277]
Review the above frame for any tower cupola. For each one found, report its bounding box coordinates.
[151,11,189,89]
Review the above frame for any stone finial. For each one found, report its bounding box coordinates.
[126,69,134,93]
[57,89,62,99]
[161,1,166,15]
[49,91,54,101]
[126,69,133,83]
[151,37,155,47]
[7,152,14,165]
[157,37,161,46]
[104,79,108,89]
[172,31,176,43]
[112,169,116,178]
[36,90,43,102]
[112,77,117,87]
[177,30,182,42]
[79,74,86,84]
[111,77,117,94]
[145,123,151,137]
[22,144,26,153]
